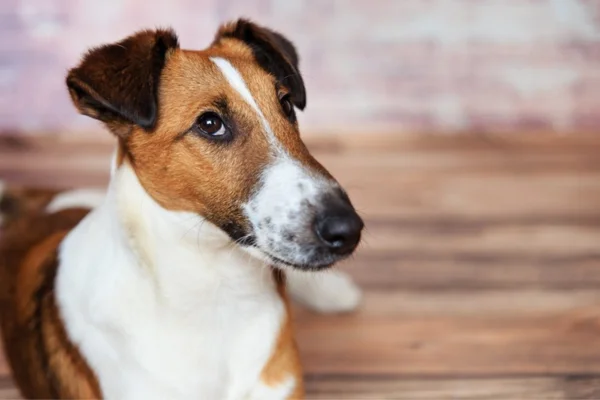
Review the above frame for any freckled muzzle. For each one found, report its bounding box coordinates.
[241,158,364,270]
[265,189,363,270]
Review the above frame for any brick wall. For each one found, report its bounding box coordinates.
[1,0,599,135]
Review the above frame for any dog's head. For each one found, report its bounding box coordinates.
[66,20,363,270]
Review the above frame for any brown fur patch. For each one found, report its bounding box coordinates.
[0,199,100,399]
[0,187,61,225]
[260,271,305,399]
[126,47,274,232]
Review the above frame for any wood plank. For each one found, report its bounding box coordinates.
[2,374,600,400]
[344,217,600,289]
[295,310,600,375]
[293,290,600,377]
[299,289,600,318]
[305,375,600,400]
[343,172,600,219]
[306,132,600,154]
[360,220,600,255]
[1,374,599,400]
[315,151,600,176]
[343,252,600,290]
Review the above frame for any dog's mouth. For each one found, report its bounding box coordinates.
[240,243,340,271]
[263,250,337,271]
[220,220,350,270]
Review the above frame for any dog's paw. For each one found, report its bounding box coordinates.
[286,270,362,314]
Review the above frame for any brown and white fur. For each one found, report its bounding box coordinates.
[0,20,363,400]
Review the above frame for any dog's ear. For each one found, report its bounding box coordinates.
[66,29,179,136]
[215,19,306,110]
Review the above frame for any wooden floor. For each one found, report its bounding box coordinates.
[1,132,600,399]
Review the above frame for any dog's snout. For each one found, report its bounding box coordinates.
[314,205,363,256]
[245,158,363,268]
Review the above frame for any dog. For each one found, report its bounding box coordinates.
[0,19,363,399]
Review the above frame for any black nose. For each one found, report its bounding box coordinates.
[314,209,364,255]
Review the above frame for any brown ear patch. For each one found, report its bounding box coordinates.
[66,28,179,135]
[215,19,306,110]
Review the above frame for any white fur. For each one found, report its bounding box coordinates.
[110,147,119,177]
[46,188,106,213]
[287,270,362,313]
[210,57,279,149]
[55,164,296,400]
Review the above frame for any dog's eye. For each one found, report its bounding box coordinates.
[193,112,228,139]
[280,95,294,118]
[197,112,224,135]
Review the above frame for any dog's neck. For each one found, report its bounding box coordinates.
[100,161,277,309]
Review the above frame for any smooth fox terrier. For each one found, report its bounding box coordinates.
[0,19,363,399]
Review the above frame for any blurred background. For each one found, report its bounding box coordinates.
[2,0,600,136]
[1,1,600,399]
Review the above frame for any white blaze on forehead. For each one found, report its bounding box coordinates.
[209,57,279,149]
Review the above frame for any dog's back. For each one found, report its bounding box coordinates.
[0,185,99,398]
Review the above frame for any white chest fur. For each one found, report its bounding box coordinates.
[54,165,289,400]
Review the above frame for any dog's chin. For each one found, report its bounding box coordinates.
[239,245,340,271]
[266,253,336,271]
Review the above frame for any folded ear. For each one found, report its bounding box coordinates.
[66,29,179,136]
[215,19,306,110]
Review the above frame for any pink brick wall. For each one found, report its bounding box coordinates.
[1,0,600,135]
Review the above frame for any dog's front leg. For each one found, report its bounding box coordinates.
[286,269,362,313]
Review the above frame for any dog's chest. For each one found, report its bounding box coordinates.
[55,214,286,400]
[104,292,284,399]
